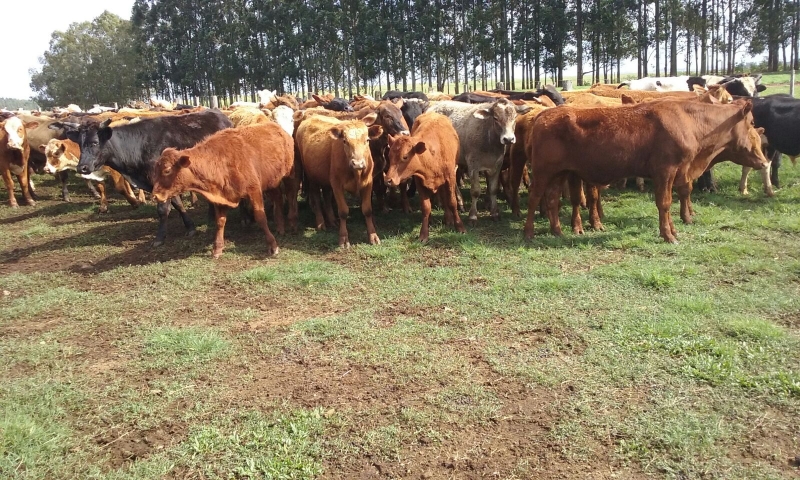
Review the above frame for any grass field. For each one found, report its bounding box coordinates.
[1,156,799,478]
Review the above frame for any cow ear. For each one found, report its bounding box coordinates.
[329,127,344,140]
[98,125,113,142]
[413,142,427,155]
[739,101,753,116]
[177,155,191,169]
[361,112,378,126]
[64,130,80,143]
[392,97,404,109]
[312,94,325,104]
[756,127,765,135]
[692,84,707,95]
[57,144,66,155]
[387,134,396,145]
[37,144,46,153]
[515,105,533,115]
[473,108,490,119]
[756,84,767,92]
[368,125,383,140]
[24,122,39,130]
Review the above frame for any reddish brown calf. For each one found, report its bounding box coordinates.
[152,122,296,258]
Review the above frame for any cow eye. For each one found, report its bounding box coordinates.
[91,141,99,147]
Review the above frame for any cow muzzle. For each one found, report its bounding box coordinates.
[384,173,399,187]
[152,191,167,203]
[44,164,57,174]
[501,135,516,145]
[7,141,23,150]
[349,159,367,170]
[400,130,410,136]
[77,164,91,175]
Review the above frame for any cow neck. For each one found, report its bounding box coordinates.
[102,128,155,191]
[681,102,746,167]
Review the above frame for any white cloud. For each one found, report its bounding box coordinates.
[1,0,135,100]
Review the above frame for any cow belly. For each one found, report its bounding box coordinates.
[9,164,24,176]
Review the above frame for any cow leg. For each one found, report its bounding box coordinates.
[769,150,781,189]
[87,180,101,199]
[27,173,37,201]
[283,175,300,234]
[568,175,584,235]
[16,166,35,206]
[154,200,173,246]
[676,182,693,224]
[400,180,413,213]
[586,184,604,231]
[96,181,109,214]
[137,189,147,204]
[761,161,775,197]
[308,184,326,231]
[190,191,199,207]
[509,150,526,218]
[654,176,678,244]
[2,168,18,208]
[374,174,389,214]
[447,180,466,234]
[418,185,432,242]
[57,170,70,202]
[250,191,279,256]
[636,177,646,192]
[211,205,229,259]
[498,168,511,203]
[322,186,337,228]
[171,196,196,236]
[487,167,502,221]
[115,176,140,207]
[523,173,553,240]
[359,183,380,245]
[467,167,481,225]
[332,185,352,248]
[267,188,286,235]
[545,180,565,237]
[739,166,752,195]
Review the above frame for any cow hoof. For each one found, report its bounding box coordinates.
[25,200,36,207]
[368,234,381,245]
[9,203,19,209]
[339,241,351,249]
[592,223,605,232]
[456,225,466,234]
[267,246,279,256]
[98,207,109,214]
[573,227,584,235]
[740,189,749,196]
[766,189,775,197]
[152,239,164,248]
[419,236,429,243]
[212,251,223,259]
[62,196,71,203]
[186,230,197,238]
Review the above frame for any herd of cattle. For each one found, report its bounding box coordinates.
[0,73,798,257]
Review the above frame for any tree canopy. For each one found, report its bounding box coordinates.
[29,11,146,108]
[29,1,800,106]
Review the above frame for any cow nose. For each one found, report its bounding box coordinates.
[77,164,90,174]
[384,174,395,187]
[350,159,366,170]
[400,130,410,136]
[502,135,516,145]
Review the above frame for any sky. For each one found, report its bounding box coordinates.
[1,0,135,100]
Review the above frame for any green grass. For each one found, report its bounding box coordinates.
[0,165,798,478]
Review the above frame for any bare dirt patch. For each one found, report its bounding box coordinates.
[95,421,187,469]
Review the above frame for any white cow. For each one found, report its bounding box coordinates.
[619,75,691,91]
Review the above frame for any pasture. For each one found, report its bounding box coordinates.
[1,161,799,479]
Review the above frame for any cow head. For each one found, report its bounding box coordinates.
[56,119,113,174]
[1,117,27,151]
[41,139,76,174]
[473,98,521,145]
[329,114,383,171]
[152,147,192,203]
[401,99,429,130]
[728,101,769,170]
[376,99,410,136]
[385,133,426,187]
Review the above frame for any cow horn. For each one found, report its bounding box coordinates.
[50,121,80,131]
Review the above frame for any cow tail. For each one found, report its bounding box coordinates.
[617,82,630,89]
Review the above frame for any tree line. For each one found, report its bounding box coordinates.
[30,0,800,107]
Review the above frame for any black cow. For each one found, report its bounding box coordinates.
[400,98,429,130]
[382,91,429,102]
[56,110,232,246]
[451,92,502,104]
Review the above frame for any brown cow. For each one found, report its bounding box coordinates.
[152,122,296,258]
[295,114,383,247]
[40,139,140,213]
[524,99,769,243]
[385,111,465,241]
[0,117,35,207]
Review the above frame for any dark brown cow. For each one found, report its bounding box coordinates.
[295,114,383,247]
[0,117,35,207]
[524,99,769,243]
[385,111,465,241]
[152,122,296,258]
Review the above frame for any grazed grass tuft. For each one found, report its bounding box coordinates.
[142,326,231,369]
